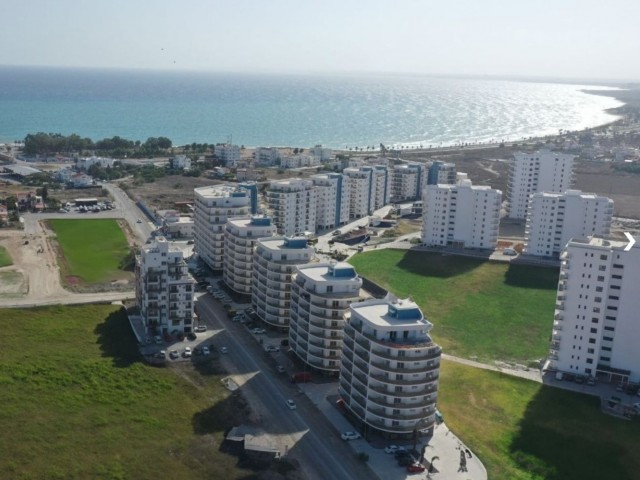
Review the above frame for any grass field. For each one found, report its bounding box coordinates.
[48,219,131,284]
[0,245,12,267]
[350,249,559,363]
[0,305,252,480]
[439,361,640,480]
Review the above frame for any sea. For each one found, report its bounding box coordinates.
[0,66,624,149]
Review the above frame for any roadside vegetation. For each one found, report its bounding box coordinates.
[350,249,559,363]
[0,246,12,267]
[0,305,252,480]
[48,219,131,285]
[439,361,640,480]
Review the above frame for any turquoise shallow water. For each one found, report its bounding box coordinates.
[0,66,623,148]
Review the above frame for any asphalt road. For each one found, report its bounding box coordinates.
[196,294,371,480]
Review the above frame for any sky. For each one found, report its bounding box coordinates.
[2,0,639,81]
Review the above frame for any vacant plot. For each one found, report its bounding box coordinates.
[0,270,26,297]
[350,249,559,363]
[48,219,131,285]
[0,245,11,267]
[439,361,640,480]
[0,305,252,480]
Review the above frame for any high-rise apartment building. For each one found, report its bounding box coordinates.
[524,190,614,257]
[421,174,501,250]
[252,236,315,328]
[311,173,350,230]
[289,262,362,374]
[548,236,640,384]
[223,216,277,295]
[135,236,195,335]
[194,185,251,271]
[266,179,317,236]
[391,164,426,203]
[427,161,456,185]
[507,150,575,220]
[216,144,241,167]
[340,296,442,438]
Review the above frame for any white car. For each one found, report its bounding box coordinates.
[286,399,297,410]
[265,345,280,353]
[251,328,266,334]
[169,350,179,359]
[202,346,210,355]
[341,431,361,441]
[220,347,228,354]
[385,445,405,454]
[183,347,192,358]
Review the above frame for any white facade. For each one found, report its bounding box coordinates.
[77,156,115,170]
[310,145,332,162]
[391,164,426,202]
[216,144,241,167]
[224,216,277,295]
[343,168,371,218]
[252,236,315,328]
[549,236,640,384]
[507,150,575,220]
[170,155,191,170]
[193,185,251,270]
[340,296,441,437]
[370,166,391,211]
[135,236,195,335]
[256,147,282,167]
[524,190,614,257]
[266,178,317,236]
[311,173,350,230]
[280,155,320,169]
[422,175,501,250]
[289,262,362,373]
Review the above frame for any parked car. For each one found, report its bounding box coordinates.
[286,399,297,410]
[202,346,210,355]
[154,335,163,345]
[183,347,192,357]
[341,431,361,441]
[220,347,228,354]
[397,455,415,466]
[169,350,179,359]
[265,345,280,352]
[136,219,142,223]
[251,328,266,334]
[187,332,197,341]
[195,325,207,332]
[406,463,425,473]
[155,350,166,359]
[276,365,286,374]
[385,445,405,454]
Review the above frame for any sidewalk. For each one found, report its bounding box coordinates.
[301,381,487,480]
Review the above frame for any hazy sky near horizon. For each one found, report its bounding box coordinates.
[2,0,639,81]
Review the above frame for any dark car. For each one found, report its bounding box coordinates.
[397,455,415,467]
[187,332,197,341]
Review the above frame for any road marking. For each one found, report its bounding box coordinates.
[624,232,636,252]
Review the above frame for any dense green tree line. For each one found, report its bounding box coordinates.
[23,133,173,158]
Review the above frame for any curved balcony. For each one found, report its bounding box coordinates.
[370,360,440,375]
[368,405,436,422]
[370,372,439,387]
[369,383,437,398]
[368,395,435,410]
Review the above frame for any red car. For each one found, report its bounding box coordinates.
[406,463,425,474]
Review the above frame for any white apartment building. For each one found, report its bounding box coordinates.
[391,164,426,202]
[77,156,115,170]
[427,161,456,185]
[369,166,391,211]
[256,147,282,167]
[507,150,575,220]
[280,155,320,169]
[135,236,195,335]
[310,144,332,162]
[311,173,350,230]
[422,174,501,250]
[266,179,317,236]
[339,296,442,437]
[253,236,315,328]
[289,262,363,374]
[548,236,640,384]
[216,144,241,167]
[194,185,251,271]
[343,168,371,218]
[169,155,191,170]
[224,216,277,295]
[524,190,614,258]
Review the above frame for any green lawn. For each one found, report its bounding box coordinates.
[48,219,131,284]
[0,245,12,267]
[0,305,251,480]
[350,249,559,363]
[439,361,640,480]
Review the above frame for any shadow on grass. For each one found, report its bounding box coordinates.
[94,307,141,368]
[192,390,251,436]
[503,263,560,290]
[396,250,485,278]
[510,385,637,480]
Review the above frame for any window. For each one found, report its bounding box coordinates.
[588,338,596,344]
